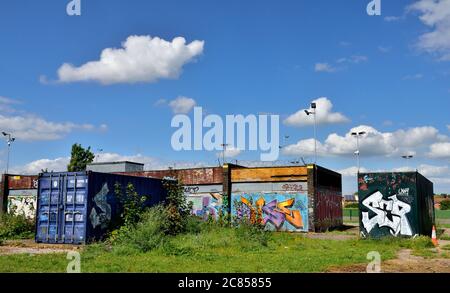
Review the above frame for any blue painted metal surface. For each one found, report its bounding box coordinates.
[35,171,167,244]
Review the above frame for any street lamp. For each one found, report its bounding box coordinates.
[221,143,229,165]
[2,132,16,174]
[351,131,366,174]
[305,102,317,165]
[401,155,414,171]
[96,148,104,163]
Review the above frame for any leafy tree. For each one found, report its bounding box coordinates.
[67,144,95,172]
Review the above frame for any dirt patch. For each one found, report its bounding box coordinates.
[328,249,450,273]
[0,239,82,256]
[305,225,359,241]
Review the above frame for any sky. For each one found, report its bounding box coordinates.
[0,0,450,194]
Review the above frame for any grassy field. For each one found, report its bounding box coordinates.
[344,209,450,219]
[0,227,435,273]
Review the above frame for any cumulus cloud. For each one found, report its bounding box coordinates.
[0,96,106,141]
[216,146,242,159]
[314,63,336,73]
[169,96,197,114]
[282,139,327,157]
[338,166,370,177]
[283,125,446,158]
[284,97,350,127]
[10,152,211,174]
[408,0,450,61]
[57,35,204,84]
[428,142,450,158]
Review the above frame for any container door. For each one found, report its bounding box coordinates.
[62,174,88,244]
[36,173,88,244]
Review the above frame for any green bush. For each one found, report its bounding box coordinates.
[345,202,359,209]
[0,214,35,240]
[440,200,450,210]
[110,205,170,253]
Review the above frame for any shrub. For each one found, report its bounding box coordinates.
[110,205,170,253]
[0,214,35,240]
[163,179,192,235]
[440,200,450,210]
[345,203,359,209]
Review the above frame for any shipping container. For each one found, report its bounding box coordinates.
[358,172,435,239]
[35,171,168,244]
[230,164,343,232]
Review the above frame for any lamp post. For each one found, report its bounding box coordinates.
[402,155,414,171]
[305,102,317,165]
[221,143,229,165]
[2,132,15,174]
[351,131,366,174]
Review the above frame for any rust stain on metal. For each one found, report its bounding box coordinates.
[7,175,38,190]
[231,167,308,183]
[118,167,224,185]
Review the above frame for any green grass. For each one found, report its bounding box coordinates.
[0,227,435,273]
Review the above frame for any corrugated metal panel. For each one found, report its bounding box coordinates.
[35,171,167,244]
[358,172,435,238]
[119,167,224,185]
[231,167,308,183]
[7,175,38,190]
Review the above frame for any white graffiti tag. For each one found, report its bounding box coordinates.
[362,191,413,237]
[89,183,112,229]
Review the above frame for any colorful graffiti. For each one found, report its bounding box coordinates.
[188,193,223,220]
[89,183,112,229]
[232,193,308,232]
[7,195,37,219]
[361,191,413,237]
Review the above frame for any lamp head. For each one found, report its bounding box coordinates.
[311,103,317,109]
[304,110,311,116]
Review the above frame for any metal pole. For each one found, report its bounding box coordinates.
[6,142,10,174]
[313,112,317,165]
[356,135,360,174]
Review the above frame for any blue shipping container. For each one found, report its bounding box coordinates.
[35,171,168,244]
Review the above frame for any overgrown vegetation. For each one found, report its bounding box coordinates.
[0,214,35,240]
[441,200,450,211]
[345,202,359,209]
[67,143,95,172]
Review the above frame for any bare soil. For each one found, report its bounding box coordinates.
[0,239,81,256]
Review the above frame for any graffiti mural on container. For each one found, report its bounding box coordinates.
[315,188,343,230]
[89,183,112,229]
[7,195,37,219]
[188,193,223,220]
[361,191,413,237]
[231,193,308,232]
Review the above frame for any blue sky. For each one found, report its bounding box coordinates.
[0,0,450,194]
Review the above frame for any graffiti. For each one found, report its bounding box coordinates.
[281,184,306,192]
[7,196,36,219]
[33,179,39,189]
[89,183,112,229]
[233,193,308,232]
[184,186,200,194]
[316,188,343,229]
[189,193,223,220]
[361,191,413,237]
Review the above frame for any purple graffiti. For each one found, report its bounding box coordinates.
[262,200,286,229]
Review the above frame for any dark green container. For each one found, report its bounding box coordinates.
[358,172,435,239]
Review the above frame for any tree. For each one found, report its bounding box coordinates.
[67,144,95,172]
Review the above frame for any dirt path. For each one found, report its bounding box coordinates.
[0,239,81,256]
[328,249,450,273]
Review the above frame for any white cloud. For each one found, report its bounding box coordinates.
[337,55,368,64]
[282,139,327,157]
[10,152,212,174]
[216,146,242,159]
[338,166,370,177]
[283,125,446,158]
[408,0,450,61]
[428,142,450,158]
[417,164,450,177]
[378,46,391,53]
[284,97,350,127]
[314,63,336,73]
[384,16,403,22]
[0,96,106,141]
[403,73,424,80]
[57,35,204,84]
[168,96,197,114]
